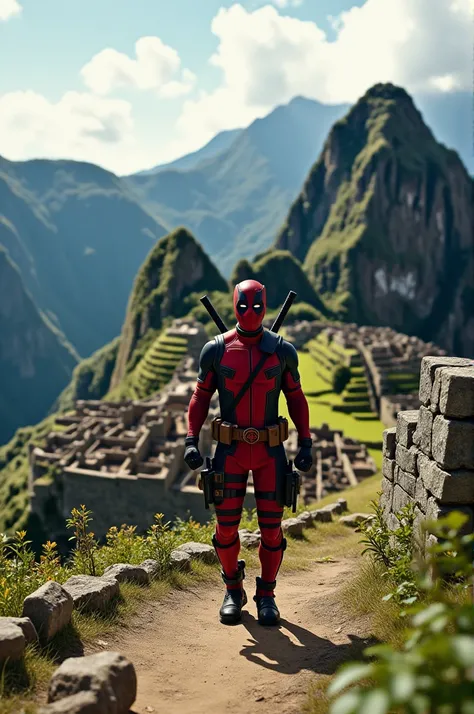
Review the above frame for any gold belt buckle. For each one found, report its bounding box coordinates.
[242,427,259,445]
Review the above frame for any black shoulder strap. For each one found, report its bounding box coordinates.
[229,352,270,413]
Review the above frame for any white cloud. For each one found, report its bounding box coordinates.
[0,90,141,174]
[176,0,471,149]
[271,0,303,7]
[81,36,196,98]
[0,0,21,21]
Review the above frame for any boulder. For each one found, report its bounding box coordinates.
[382,427,396,459]
[238,530,260,549]
[103,564,150,586]
[63,576,119,613]
[140,559,160,578]
[48,651,136,714]
[174,542,218,565]
[396,411,419,449]
[2,616,38,645]
[22,581,73,643]
[432,414,474,470]
[0,620,26,663]
[418,452,474,504]
[339,513,375,528]
[296,511,314,527]
[309,508,332,523]
[39,691,103,714]
[281,518,304,537]
[169,550,192,571]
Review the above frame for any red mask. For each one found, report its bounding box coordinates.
[233,280,266,333]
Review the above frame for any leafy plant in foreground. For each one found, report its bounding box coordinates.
[328,512,474,714]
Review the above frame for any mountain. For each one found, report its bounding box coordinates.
[0,246,78,443]
[134,128,242,176]
[0,156,168,358]
[110,227,228,388]
[126,97,350,276]
[276,83,474,356]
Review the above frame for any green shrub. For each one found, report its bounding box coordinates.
[332,365,352,394]
[328,513,474,714]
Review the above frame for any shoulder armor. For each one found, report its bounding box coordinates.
[260,329,282,354]
[197,338,221,383]
[278,338,300,381]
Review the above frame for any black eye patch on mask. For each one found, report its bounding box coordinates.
[252,288,264,313]
[236,289,248,315]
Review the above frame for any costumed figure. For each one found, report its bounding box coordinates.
[184,280,312,625]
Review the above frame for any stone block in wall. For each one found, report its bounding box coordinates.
[415,476,429,513]
[395,467,416,497]
[387,512,399,531]
[431,414,474,470]
[382,457,395,482]
[396,411,419,448]
[426,497,474,535]
[417,453,474,504]
[383,428,396,459]
[413,405,433,457]
[419,356,473,406]
[395,444,418,475]
[438,366,474,419]
[380,477,393,516]
[414,506,428,542]
[392,484,412,514]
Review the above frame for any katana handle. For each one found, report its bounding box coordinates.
[270,291,297,334]
[200,295,228,334]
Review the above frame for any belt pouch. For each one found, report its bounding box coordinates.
[267,424,280,448]
[213,472,224,504]
[212,418,222,440]
[219,421,233,445]
[278,416,289,441]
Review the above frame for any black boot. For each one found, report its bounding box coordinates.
[254,577,280,626]
[219,560,247,624]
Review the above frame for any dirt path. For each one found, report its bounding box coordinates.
[107,557,371,714]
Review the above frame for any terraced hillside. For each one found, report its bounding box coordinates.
[307,333,375,417]
[133,333,188,399]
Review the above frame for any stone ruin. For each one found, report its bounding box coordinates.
[285,424,377,502]
[381,356,474,540]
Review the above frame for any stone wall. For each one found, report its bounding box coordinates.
[381,356,474,539]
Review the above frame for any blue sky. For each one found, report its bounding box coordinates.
[0,0,469,174]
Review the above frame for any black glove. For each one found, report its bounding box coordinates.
[184,436,204,471]
[294,437,312,472]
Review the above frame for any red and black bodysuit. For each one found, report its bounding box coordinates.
[185,280,312,625]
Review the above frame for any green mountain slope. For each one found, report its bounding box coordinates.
[0,156,168,358]
[126,97,350,276]
[111,227,228,388]
[0,246,78,443]
[276,83,474,356]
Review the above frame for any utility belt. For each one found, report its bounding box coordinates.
[211,416,289,447]
[198,453,300,513]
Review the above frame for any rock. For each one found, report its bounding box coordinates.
[296,511,314,527]
[417,452,474,504]
[39,691,103,714]
[337,498,348,512]
[309,508,332,523]
[2,616,38,645]
[238,530,261,549]
[48,652,136,714]
[382,427,396,459]
[415,476,429,512]
[103,564,150,586]
[387,512,399,531]
[174,542,218,564]
[140,559,160,578]
[0,620,26,663]
[392,484,411,514]
[426,498,474,535]
[438,366,474,419]
[431,414,474,470]
[382,457,395,482]
[169,550,192,571]
[395,444,418,475]
[63,576,119,613]
[396,410,419,448]
[22,581,73,643]
[419,356,473,406]
[339,513,374,528]
[319,502,344,516]
[395,467,416,497]
[281,518,304,537]
[413,405,433,457]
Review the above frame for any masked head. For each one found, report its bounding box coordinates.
[233,279,266,333]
